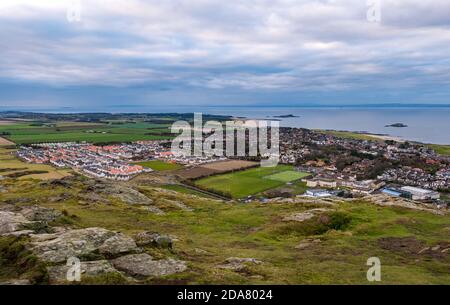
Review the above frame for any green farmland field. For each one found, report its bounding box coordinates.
[427,144,450,156]
[0,121,173,144]
[195,165,309,198]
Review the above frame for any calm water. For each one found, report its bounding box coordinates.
[134,106,449,145]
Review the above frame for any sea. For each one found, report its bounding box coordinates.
[128,106,450,145]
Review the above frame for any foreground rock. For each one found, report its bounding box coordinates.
[0,279,31,285]
[283,208,331,222]
[90,181,154,206]
[0,211,32,234]
[111,253,187,278]
[47,260,117,283]
[218,257,262,272]
[28,227,139,263]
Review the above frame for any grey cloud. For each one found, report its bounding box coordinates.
[0,0,450,106]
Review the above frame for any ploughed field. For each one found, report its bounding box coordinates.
[177,160,258,180]
[0,121,173,144]
[0,137,14,146]
[194,165,310,198]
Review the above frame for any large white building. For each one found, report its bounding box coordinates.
[400,186,440,200]
[304,177,337,188]
[305,189,333,198]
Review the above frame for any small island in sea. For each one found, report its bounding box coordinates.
[273,114,299,118]
[385,123,408,128]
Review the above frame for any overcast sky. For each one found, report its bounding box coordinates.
[1,0,450,111]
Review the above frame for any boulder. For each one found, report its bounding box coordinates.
[98,234,141,256]
[218,257,262,272]
[2,230,34,237]
[28,227,139,263]
[133,232,173,249]
[0,279,31,285]
[20,205,62,222]
[48,193,72,203]
[0,211,32,234]
[77,193,110,205]
[295,238,321,250]
[139,206,165,215]
[3,197,32,205]
[47,260,117,283]
[99,183,153,206]
[111,253,187,278]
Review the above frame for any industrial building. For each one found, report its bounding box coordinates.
[305,189,333,198]
[382,185,440,201]
[400,186,440,200]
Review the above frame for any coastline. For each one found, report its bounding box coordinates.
[315,129,450,156]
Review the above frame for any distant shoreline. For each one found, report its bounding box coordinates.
[1,111,449,146]
[2,104,450,114]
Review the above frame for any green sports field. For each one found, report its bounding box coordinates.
[265,170,310,182]
[194,165,310,198]
[136,160,183,171]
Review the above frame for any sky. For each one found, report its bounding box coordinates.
[1,0,450,111]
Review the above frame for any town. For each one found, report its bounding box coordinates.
[16,141,224,181]
[14,125,449,206]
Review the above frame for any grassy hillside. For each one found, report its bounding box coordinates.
[1,177,449,284]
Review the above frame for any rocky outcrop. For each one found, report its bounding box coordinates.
[139,205,165,215]
[47,260,117,283]
[80,180,167,213]
[0,211,32,234]
[218,257,262,272]
[295,238,322,250]
[20,205,62,222]
[0,279,31,285]
[133,231,173,249]
[88,181,154,206]
[98,233,140,256]
[283,208,331,222]
[111,253,187,278]
[48,193,72,203]
[28,227,139,263]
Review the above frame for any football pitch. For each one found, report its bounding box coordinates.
[265,170,311,182]
[136,160,183,171]
[195,165,310,198]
